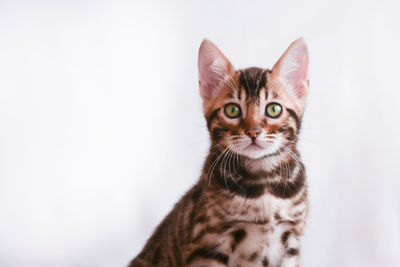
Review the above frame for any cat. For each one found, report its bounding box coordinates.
[129,38,309,267]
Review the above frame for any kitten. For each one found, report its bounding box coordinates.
[130,38,309,267]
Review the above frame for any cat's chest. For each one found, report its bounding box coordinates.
[210,193,305,266]
[222,193,297,223]
[225,221,290,267]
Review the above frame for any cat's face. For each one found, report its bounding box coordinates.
[198,39,309,160]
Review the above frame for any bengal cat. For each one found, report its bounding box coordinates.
[129,38,309,267]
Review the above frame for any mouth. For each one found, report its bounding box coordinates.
[245,143,264,150]
[237,140,281,160]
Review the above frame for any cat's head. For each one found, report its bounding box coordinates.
[198,38,309,159]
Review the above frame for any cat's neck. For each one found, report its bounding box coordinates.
[202,145,303,193]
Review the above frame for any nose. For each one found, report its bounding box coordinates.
[246,128,261,142]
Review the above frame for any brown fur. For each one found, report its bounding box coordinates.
[130,39,309,267]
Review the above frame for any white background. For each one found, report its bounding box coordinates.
[1,0,400,266]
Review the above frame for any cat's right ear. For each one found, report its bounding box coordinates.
[198,39,234,100]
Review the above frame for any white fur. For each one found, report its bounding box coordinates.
[221,193,303,266]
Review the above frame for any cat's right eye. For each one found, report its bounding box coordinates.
[224,103,241,118]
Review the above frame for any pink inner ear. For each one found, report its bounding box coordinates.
[198,55,222,98]
[285,54,308,98]
[273,38,309,99]
[198,40,231,99]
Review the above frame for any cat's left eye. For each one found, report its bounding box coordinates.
[265,103,282,118]
[224,103,241,118]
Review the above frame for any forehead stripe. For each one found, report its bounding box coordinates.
[238,67,267,98]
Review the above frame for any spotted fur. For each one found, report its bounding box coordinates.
[129,38,309,267]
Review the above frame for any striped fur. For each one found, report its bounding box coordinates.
[130,39,309,267]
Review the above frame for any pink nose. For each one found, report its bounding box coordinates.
[246,128,261,141]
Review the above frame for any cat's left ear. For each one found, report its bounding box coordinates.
[198,39,235,100]
[271,38,309,102]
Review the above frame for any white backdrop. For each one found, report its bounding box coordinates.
[1,0,400,266]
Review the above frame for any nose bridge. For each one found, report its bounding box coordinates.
[244,103,262,129]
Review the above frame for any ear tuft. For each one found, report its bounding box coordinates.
[272,38,309,99]
[198,39,233,99]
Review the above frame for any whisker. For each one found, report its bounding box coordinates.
[283,147,306,177]
[204,145,231,187]
[220,146,231,192]
[227,149,241,189]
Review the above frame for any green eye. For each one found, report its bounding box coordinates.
[224,103,241,118]
[266,103,282,118]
